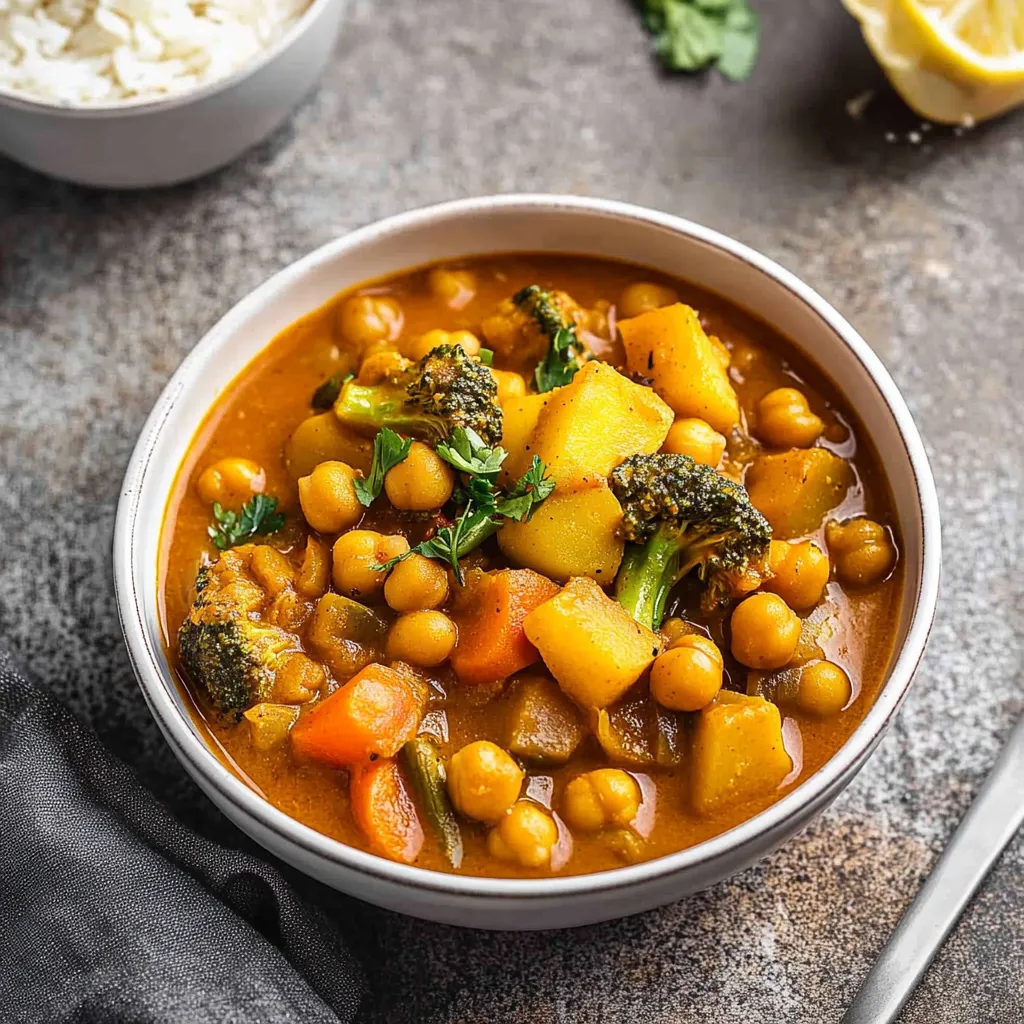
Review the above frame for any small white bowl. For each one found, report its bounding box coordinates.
[114,195,941,930]
[0,0,348,189]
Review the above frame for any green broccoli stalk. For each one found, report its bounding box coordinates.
[334,345,502,446]
[610,453,772,629]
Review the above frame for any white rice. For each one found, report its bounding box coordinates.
[0,0,312,105]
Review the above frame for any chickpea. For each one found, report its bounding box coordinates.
[661,418,727,466]
[764,539,830,610]
[384,553,449,612]
[618,281,679,320]
[730,592,802,670]
[659,616,691,647]
[797,660,852,717]
[384,441,455,511]
[562,769,641,832]
[249,545,295,597]
[332,530,409,599]
[448,740,524,822]
[650,635,723,711]
[757,387,824,449]
[385,610,457,667]
[196,457,265,508]
[826,518,896,586]
[486,800,558,868]
[338,294,404,352]
[357,348,409,385]
[491,368,527,404]
[298,461,363,534]
[404,328,481,362]
[428,267,476,310]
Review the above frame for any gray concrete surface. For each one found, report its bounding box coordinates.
[2,0,1022,1020]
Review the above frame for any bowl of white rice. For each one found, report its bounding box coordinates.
[0,0,348,187]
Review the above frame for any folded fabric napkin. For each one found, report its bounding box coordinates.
[0,650,365,1024]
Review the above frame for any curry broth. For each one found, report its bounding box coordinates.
[160,254,902,877]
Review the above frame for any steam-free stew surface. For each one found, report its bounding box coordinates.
[160,254,902,877]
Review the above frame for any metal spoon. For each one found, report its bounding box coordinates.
[843,714,1024,1023]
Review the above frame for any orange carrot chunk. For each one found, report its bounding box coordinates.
[350,758,424,864]
[291,664,422,769]
[450,568,560,686]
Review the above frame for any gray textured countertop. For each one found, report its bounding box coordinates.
[2,0,1022,1020]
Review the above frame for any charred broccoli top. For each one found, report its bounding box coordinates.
[610,453,772,628]
[178,548,300,718]
[333,344,502,446]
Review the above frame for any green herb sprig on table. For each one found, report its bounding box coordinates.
[640,0,760,81]
[375,427,555,583]
[208,494,286,550]
[354,427,414,507]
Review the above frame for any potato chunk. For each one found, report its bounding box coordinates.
[745,448,855,539]
[619,303,739,434]
[499,391,552,484]
[505,675,585,765]
[523,577,661,708]
[498,482,625,582]
[691,691,792,814]
[529,361,673,487]
[307,593,387,681]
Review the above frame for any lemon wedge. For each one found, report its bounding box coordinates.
[843,0,1024,123]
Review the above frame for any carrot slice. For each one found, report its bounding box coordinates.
[350,758,424,864]
[450,568,560,686]
[291,664,422,768]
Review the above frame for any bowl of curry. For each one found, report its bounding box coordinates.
[114,195,940,929]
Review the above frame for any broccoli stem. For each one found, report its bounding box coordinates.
[335,381,444,439]
[614,531,683,631]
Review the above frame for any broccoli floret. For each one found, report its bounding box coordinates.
[513,285,589,392]
[178,548,299,718]
[610,453,772,629]
[333,345,501,446]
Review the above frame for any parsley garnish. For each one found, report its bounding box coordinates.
[640,0,760,81]
[208,494,286,550]
[374,428,554,583]
[513,284,588,393]
[354,427,413,507]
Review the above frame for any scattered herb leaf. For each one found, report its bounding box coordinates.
[311,371,354,412]
[639,0,759,81]
[496,457,557,522]
[354,428,413,507]
[513,284,589,393]
[478,348,494,366]
[208,494,286,550]
[436,427,506,479]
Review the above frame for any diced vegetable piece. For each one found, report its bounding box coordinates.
[450,569,560,686]
[284,411,373,479]
[601,828,645,863]
[497,482,625,583]
[243,702,300,751]
[290,664,423,768]
[744,449,855,540]
[591,692,683,767]
[618,303,740,434]
[499,392,551,484]
[527,361,674,487]
[401,738,463,868]
[691,691,792,815]
[505,675,585,765]
[523,577,661,709]
[307,592,387,682]
[350,758,424,864]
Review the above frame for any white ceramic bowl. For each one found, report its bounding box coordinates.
[0,0,347,189]
[113,195,941,930]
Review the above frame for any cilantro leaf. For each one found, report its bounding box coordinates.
[534,326,586,393]
[354,428,413,507]
[208,494,286,550]
[640,0,759,80]
[717,1,759,81]
[436,427,506,479]
[495,457,556,522]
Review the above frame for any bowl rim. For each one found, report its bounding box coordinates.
[113,193,941,900]
[0,0,343,117]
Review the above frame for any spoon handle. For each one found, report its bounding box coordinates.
[843,715,1024,1024]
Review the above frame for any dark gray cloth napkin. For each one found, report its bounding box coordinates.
[0,649,366,1024]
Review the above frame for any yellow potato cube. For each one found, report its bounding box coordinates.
[691,691,792,815]
[523,577,661,708]
[618,303,739,434]
[498,482,624,582]
[745,448,855,540]
[499,391,552,484]
[529,361,673,487]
